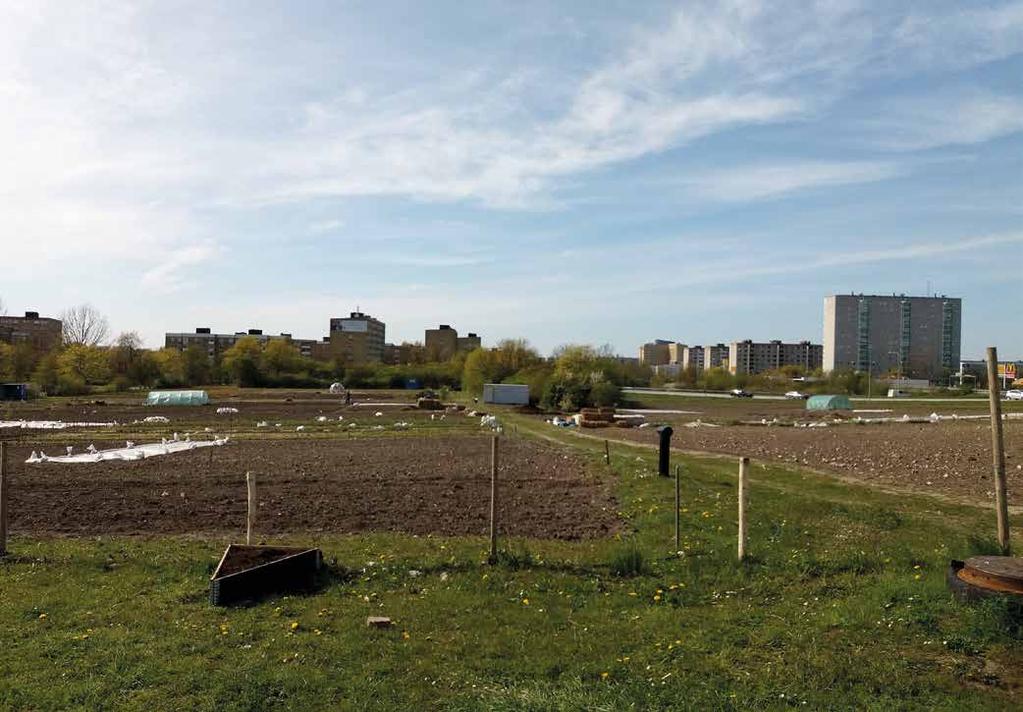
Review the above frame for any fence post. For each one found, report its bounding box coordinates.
[0,442,8,557]
[604,439,610,466]
[738,457,749,561]
[674,464,681,554]
[246,471,256,546]
[986,347,1011,555]
[489,435,499,563]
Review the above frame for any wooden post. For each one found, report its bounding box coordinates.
[0,442,8,557]
[986,347,1011,555]
[246,471,256,546]
[604,439,610,466]
[738,457,749,561]
[674,464,681,554]
[489,435,499,562]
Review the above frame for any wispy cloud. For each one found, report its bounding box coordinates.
[685,161,903,202]
[862,91,1023,151]
[140,243,221,294]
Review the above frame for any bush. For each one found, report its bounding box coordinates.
[56,374,89,396]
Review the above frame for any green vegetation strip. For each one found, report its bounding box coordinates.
[2,418,1021,710]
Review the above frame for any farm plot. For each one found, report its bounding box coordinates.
[595,419,1023,501]
[4,435,618,539]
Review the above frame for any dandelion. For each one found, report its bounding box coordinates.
[653,595,662,602]
[600,671,610,680]
[38,613,48,620]
[314,629,323,636]
[402,630,410,640]
[522,598,530,606]
[290,621,300,631]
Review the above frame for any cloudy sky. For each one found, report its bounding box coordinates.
[2,0,1021,357]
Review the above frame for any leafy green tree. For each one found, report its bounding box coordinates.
[182,346,212,385]
[221,337,263,387]
[151,348,186,387]
[58,344,112,385]
[263,340,303,378]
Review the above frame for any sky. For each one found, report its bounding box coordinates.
[1,0,1021,358]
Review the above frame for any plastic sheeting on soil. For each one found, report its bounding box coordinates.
[0,420,117,430]
[26,437,229,464]
[146,390,209,406]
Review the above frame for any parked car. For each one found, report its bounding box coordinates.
[785,390,810,400]
[1006,389,1023,401]
[729,388,753,398]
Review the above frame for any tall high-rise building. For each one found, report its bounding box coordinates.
[329,311,386,364]
[823,294,961,381]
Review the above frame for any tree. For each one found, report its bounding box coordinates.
[57,344,112,385]
[262,340,303,378]
[110,332,143,376]
[151,348,186,387]
[61,304,110,346]
[221,336,264,387]
[182,345,212,386]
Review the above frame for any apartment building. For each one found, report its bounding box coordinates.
[729,340,823,375]
[823,294,962,381]
[0,311,62,351]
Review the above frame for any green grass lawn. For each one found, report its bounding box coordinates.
[2,414,1021,710]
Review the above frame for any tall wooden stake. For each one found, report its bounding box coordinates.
[674,464,681,554]
[738,457,749,561]
[986,347,1010,555]
[489,435,499,563]
[246,471,256,546]
[0,442,8,557]
[604,439,610,466]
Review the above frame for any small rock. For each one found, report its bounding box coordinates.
[366,616,393,628]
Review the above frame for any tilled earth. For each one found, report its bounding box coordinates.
[4,436,619,539]
[604,420,1023,502]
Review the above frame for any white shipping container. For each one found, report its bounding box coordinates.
[482,383,530,405]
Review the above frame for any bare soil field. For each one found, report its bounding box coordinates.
[598,419,1023,501]
[3,435,618,540]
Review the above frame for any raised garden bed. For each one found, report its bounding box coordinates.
[210,544,322,606]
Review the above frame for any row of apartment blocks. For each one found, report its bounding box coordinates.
[165,312,482,365]
[0,311,63,351]
[638,339,821,376]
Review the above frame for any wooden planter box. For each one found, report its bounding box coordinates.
[210,544,323,606]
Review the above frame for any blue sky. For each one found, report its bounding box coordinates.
[2,0,1021,357]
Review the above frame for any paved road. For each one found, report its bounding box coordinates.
[622,387,992,404]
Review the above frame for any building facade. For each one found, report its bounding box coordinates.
[425,325,458,361]
[165,328,318,359]
[729,340,823,376]
[0,311,62,351]
[638,340,677,366]
[823,294,962,382]
[329,311,386,364]
[682,345,705,372]
[703,344,729,370]
[456,332,481,353]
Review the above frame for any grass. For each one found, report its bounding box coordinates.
[2,413,1022,710]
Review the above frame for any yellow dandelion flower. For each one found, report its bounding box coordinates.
[402,630,410,640]
[290,621,299,630]
[600,671,609,680]
[653,595,662,602]
[522,598,529,606]
[38,613,48,620]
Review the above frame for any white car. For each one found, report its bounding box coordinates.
[1006,389,1023,401]
[785,390,809,400]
